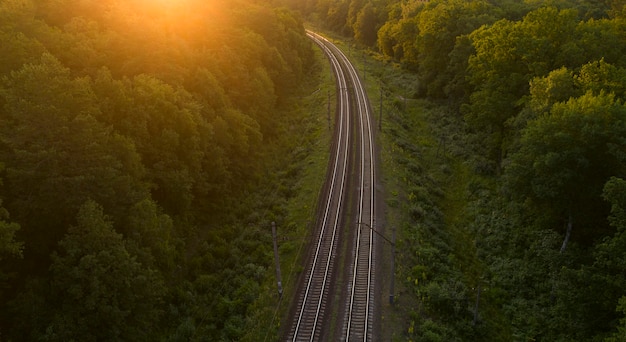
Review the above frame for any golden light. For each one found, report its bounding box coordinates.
[134,0,192,11]
[128,0,226,23]
[101,0,231,49]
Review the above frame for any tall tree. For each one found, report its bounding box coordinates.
[416,0,498,97]
[354,3,378,46]
[0,54,147,259]
[466,7,580,167]
[0,195,22,303]
[506,91,626,251]
[44,200,164,341]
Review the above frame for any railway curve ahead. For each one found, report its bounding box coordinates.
[284,31,378,342]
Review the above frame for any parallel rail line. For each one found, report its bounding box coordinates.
[286,31,351,342]
[339,35,376,342]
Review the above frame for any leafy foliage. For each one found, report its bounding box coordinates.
[507,91,626,245]
[0,0,315,339]
[45,200,164,341]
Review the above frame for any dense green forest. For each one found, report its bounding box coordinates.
[281,0,626,340]
[0,0,316,340]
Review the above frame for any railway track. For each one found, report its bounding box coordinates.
[285,31,376,342]
[338,33,376,342]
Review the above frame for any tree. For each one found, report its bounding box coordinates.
[522,60,626,130]
[466,7,581,168]
[527,67,578,116]
[123,198,176,274]
[0,0,38,33]
[0,0,320,339]
[0,54,148,260]
[416,0,498,97]
[544,177,626,340]
[506,91,626,251]
[589,177,626,340]
[606,297,626,342]
[347,0,365,34]
[0,198,21,262]
[604,177,626,230]
[577,59,626,98]
[354,3,378,46]
[0,195,22,304]
[0,218,20,260]
[576,16,626,68]
[45,200,164,341]
[377,15,420,68]
[324,0,350,33]
[0,30,45,76]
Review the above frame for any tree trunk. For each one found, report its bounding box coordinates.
[473,284,481,326]
[560,211,573,253]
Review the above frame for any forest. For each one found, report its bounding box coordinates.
[0,0,316,340]
[3,0,626,340]
[278,0,626,340]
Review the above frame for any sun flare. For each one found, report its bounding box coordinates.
[134,0,195,12]
[152,0,184,6]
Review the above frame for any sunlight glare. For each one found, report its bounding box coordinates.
[136,0,194,11]
[115,0,228,45]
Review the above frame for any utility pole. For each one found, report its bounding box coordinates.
[363,52,366,82]
[271,222,283,297]
[390,225,395,305]
[402,87,408,112]
[473,284,481,326]
[379,82,383,132]
[327,91,331,131]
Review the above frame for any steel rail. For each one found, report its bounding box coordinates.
[287,31,351,341]
[339,42,376,342]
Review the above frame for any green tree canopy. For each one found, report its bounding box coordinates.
[0,54,148,259]
[466,7,581,167]
[45,200,164,341]
[417,0,499,97]
[0,0,316,339]
[353,3,379,46]
[506,91,626,247]
[0,195,22,305]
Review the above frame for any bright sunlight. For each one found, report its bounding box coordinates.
[119,0,228,39]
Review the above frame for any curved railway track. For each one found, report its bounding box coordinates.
[338,35,376,342]
[285,31,377,342]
